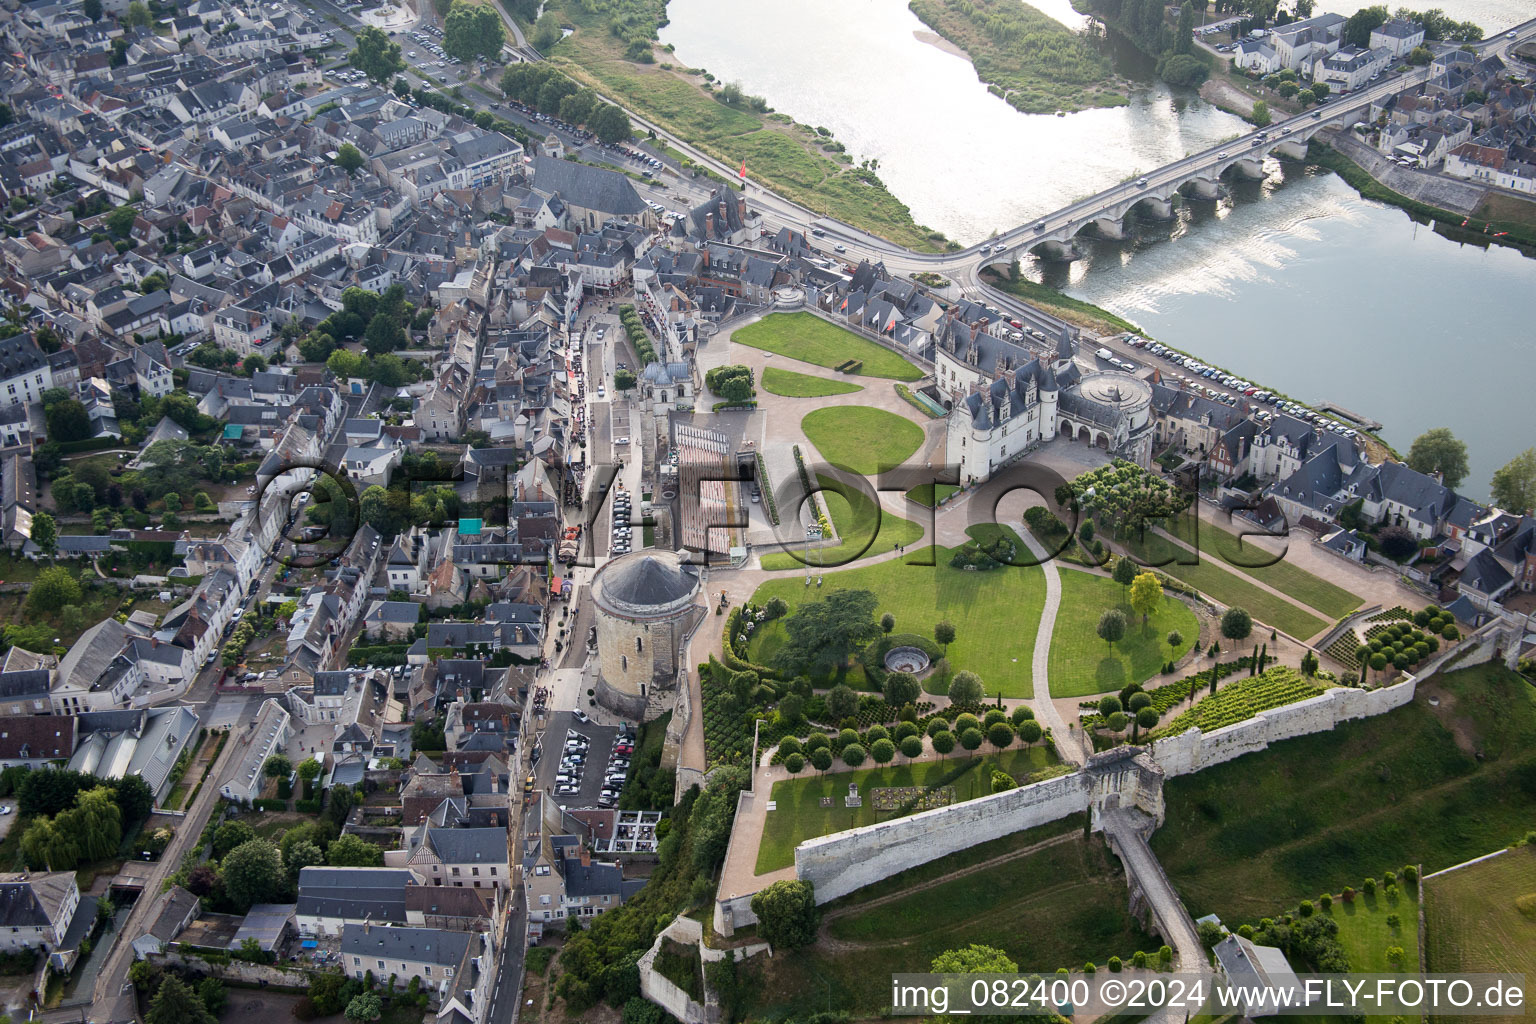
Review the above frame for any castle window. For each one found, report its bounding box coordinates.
[621,655,628,671]
[636,636,643,654]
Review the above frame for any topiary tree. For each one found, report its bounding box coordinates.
[948,671,985,704]
[1019,720,1043,747]
[1098,608,1126,651]
[987,722,1014,749]
[899,735,923,758]
[869,738,896,764]
[840,743,866,768]
[750,879,820,950]
[1098,694,1123,717]
[934,620,956,652]
[1166,629,1183,659]
[959,727,984,752]
[1221,607,1253,644]
[883,671,920,708]
[880,612,896,634]
[809,748,832,773]
[784,753,804,775]
[931,730,956,757]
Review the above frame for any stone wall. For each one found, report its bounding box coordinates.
[794,770,1092,905]
[637,916,715,1024]
[1147,680,1418,777]
[153,949,315,989]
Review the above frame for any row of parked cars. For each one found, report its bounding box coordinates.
[612,487,632,555]
[1126,336,1359,437]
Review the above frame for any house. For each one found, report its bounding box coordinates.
[522,795,643,931]
[405,824,511,891]
[1370,17,1425,57]
[1312,45,1391,92]
[0,332,52,408]
[362,600,423,642]
[0,872,81,952]
[340,444,402,488]
[1214,934,1306,1016]
[219,698,291,804]
[0,715,76,766]
[529,156,652,232]
[295,866,419,937]
[131,885,200,959]
[1268,12,1346,71]
[67,706,201,803]
[340,923,496,1021]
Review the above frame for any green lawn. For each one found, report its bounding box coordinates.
[751,822,1155,1016]
[734,313,923,381]
[906,483,959,507]
[759,473,923,572]
[1425,845,1536,1024]
[751,538,1047,696]
[756,747,1058,873]
[801,406,924,476]
[761,366,863,398]
[1327,887,1421,973]
[1168,517,1362,620]
[1151,663,1536,925]
[1127,529,1327,640]
[1049,571,1199,698]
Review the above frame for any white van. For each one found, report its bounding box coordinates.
[1096,347,1113,360]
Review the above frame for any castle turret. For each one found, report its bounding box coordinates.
[1039,362,1059,441]
[1053,326,1075,374]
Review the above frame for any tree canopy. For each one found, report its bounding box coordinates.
[773,589,881,678]
[443,0,505,62]
[350,26,405,83]
[1406,427,1469,489]
[1490,447,1536,514]
[749,879,819,950]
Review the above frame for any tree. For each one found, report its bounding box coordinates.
[1129,572,1162,627]
[443,0,504,62]
[531,10,562,49]
[124,0,153,26]
[1378,524,1418,560]
[263,754,292,779]
[590,103,632,144]
[27,565,82,614]
[1019,720,1043,747]
[870,738,896,763]
[987,722,1015,749]
[213,820,256,858]
[1134,706,1159,739]
[1167,629,1184,659]
[222,839,286,911]
[328,833,384,867]
[1175,0,1195,52]
[1343,3,1388,46]
[783,752,804,775]
[826,683,857,721]
[364,313,406,356]
[1490,447,1536,514]
[1407,44,1432,64]
[285,839,324,881]
[959,727,984,752]
[1250,99,1272,127]
[880,612,896,634]
[773,589,881,678]
[44,398,92,442]
[932,944,1018,973]
[1112,556,1139,600]
[948,670,985,704]
[83,0,102,18]
[1300,650,1319,676]
[29,511,57,558]
[809,748,833,773]
[1220,606,1253,644]
[934,620,956,652]
[350,26,405,84]
[840,743,866,767]
[1406,428,1469,489]
[1098,608,1127,651]
[931,730,956,757]
[1098,694,1123,717]
[198,977,227,1017]
[614,368,637,391]
[344,992,383,1023]
[147,976,214,1024]
[883,671,920,708]
[335,143,365,174]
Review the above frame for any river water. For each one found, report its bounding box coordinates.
[660,0,1536,495]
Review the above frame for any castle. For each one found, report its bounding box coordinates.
[938,320,1154,485]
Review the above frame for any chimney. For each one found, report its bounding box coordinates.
[579,846,590,867]
[704,213,714,238]
[736,196,746,222]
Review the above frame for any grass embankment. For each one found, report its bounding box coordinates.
[761,367,863,397]
[907,0,1127,113]
[752,529,1047,696]
[906,483,959,507]
[1164,515,1362,620]
[1425,845,1536,1024]
[1310,141,1536,255]
[544,3,949,250]
[1049,571,1199,698]
[734,313,924,380]
[801,406,924,476]
[1152,663,1536,924]
[755,746,1058,872]
[982,271,1147,336]
[752,817,1155,1016]
[758,472,924,572]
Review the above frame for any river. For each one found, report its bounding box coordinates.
[659,0,1535,496]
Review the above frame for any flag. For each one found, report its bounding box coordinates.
[738,159,746,180]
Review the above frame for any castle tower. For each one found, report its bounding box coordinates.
[590,551,702,720]
[1039,362,1059,441]
[1053,326,1076,375]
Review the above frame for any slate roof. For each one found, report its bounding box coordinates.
[530,156,646,217]
[592,553,698,613]
[340,923,473,967]
[296,867,415,924]
[425,826,509,865]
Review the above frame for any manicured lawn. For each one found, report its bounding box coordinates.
[1127,529,1327,640]
[1168,517,1362,620]
[801,406,924,476]
[760,366,862,398]
[1050,570,1199,698]
[906,483,959,507]
[750,540,1047,696]
[1425,845,1536,1024]
[751,821,1155,1016]
[759,473,923,572]
[756,747,1058,873]
[734,313,923,381]
[1326,887,1420,973]
[1151,663,1536,925]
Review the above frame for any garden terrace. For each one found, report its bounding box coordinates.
[1151,663,1536,924]
[1148,666,1324,739]
[732,313,923,381]
[1048,570,1199,698]
[755,746,1059,873]
[750,532,1047,696]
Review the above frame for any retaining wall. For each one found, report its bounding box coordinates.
[794,769,1091,905]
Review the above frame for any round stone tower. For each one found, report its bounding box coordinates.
[590,551,702,719]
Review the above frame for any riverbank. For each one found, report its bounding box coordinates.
[539,0,952,251]
[1308,139,1536,255]
[906,0,1129,113]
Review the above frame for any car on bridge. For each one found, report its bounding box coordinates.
[1136,177,1148,187]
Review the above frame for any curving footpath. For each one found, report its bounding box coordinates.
[1016,527,1085,766]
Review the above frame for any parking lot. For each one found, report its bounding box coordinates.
[534,711,634,810]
